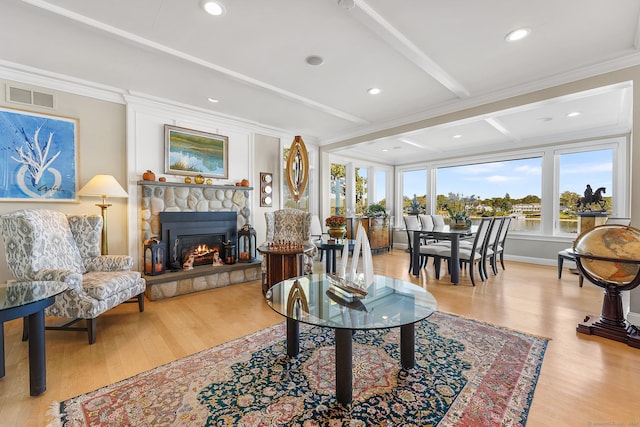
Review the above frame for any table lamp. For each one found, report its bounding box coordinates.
[78,174,128,255]
[310,215,323,240]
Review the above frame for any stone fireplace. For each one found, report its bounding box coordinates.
[139,181,260,300]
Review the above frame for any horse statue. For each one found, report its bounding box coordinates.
[576,186,606,211]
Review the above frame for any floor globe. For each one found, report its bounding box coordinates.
[573,224,640,347]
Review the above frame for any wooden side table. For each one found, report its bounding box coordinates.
[258,243,315,295]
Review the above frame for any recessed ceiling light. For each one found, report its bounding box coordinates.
[305,55,324,66]
[505,27,531,42]
[453,134,462,139]
[207,97,219,103]
[381,148,389,152]
[567,111,581,117]
[337,0,355,10]
[201,0,225,16]
[367,87,382,95]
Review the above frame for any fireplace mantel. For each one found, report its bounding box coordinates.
[138,180,253,191]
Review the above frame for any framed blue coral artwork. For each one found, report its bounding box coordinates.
[0,107,78,201]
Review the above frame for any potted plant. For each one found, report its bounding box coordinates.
[446,205,471,229]
[367,203,388,218]
[325,215,347,239]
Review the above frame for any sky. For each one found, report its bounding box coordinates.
[400,149,613,201]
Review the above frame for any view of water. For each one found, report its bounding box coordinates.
[469,218,578,234]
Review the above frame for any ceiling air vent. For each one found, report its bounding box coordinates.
[6,85,55,109]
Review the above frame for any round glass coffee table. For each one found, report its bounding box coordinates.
[265,273,436,405]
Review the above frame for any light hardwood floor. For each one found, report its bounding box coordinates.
[1,249,639,426]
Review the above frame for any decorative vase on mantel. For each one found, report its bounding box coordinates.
[328,226,347,239]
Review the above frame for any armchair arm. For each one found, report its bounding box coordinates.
[85,255,133,272]
[30,270,83,292]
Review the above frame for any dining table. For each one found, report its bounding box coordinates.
[412,225,476,284]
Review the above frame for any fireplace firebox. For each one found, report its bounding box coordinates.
[159,212,238,271]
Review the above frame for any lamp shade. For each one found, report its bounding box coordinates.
[310,215,323,237]
[78,175,128,199]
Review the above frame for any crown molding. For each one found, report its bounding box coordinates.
[0,59,125,104]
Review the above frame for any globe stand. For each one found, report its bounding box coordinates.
[574,226,640,349]
[576,283,640,348]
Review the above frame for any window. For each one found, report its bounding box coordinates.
[558,148,613,235]
[330,163,346,215]
[397,135,627,236]
[402,169,427,214]
[355,167,368,215]
[375,170,387,207]
[435,158,542,231]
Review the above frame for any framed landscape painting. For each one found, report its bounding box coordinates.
[0,107,78,201]
[164,124,228,179]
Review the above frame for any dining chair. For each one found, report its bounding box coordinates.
[557,217,630,286]
[494,216,512,271]
[418,214,434,229]
[481,217,505,276]
[403,216,426,273]
[435,217,493,286]
[404,216,447,276]
[432,215,445,227]
[418,214,439,244]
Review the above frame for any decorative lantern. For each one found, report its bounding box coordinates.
[222,240,236,264]
[238,224,257,262]
[144,239,166,275]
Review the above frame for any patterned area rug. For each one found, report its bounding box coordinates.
[50,312,547,426]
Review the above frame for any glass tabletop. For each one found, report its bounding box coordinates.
[265,274,436,330]
[0,281,67,311]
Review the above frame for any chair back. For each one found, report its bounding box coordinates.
[403,216,421,251]
[418,214,434,230]
[470,217,493,254]
[404,215,421,230]
[264,209,312,243]
[483,217,504,256]
[432,214,445,226]
[605,217,631,226]
[67,214,104,268]
[497,216,512,249]
[0,209,86,280]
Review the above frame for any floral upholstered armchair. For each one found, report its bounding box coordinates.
[0,209,146,344]
[263,208,316,278]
